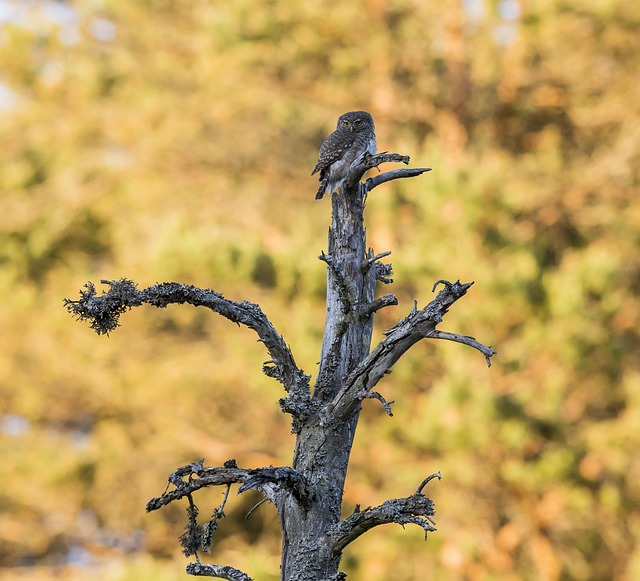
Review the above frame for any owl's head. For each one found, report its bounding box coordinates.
[337,111,374,133]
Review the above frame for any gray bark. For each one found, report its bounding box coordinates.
[281,181,374,580]
[65,153,495,580]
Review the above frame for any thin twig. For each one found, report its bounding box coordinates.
[427,330,496,367]
[415,472,442,495]
[245,498,270,522]
[365,250,392,267]
[358,390,394,416]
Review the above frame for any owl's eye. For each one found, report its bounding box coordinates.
[342,120,350,127]
[354,120,364,126]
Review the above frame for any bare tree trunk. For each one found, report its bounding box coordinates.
[281,185,375,580]
[65,152,495,581]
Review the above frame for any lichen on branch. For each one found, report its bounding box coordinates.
[64,279,311,413]
[328,474,441,554]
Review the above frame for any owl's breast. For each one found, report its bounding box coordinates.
[320,133,376,197]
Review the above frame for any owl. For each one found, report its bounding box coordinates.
[312,111,377,200]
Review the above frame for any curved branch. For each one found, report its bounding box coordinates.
[330,280,496,419]
[64,279,311,411]
[342,151,425,194]
[328,489,438,554]
[358,390,394,416]
[186,562,253,580]
[428,330,496,367]
[415,471,442,494]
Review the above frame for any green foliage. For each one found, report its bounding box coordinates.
[0,0,638,579]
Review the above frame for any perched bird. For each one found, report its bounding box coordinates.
[312,111,377,200]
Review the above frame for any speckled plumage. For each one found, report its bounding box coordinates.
[312,111,377,200]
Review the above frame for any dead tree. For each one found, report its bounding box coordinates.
[65,150,495,580]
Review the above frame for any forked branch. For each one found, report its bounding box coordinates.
[330,280,496,419]
[343,151,431,194]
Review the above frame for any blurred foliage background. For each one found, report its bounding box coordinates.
[1,0,639,579]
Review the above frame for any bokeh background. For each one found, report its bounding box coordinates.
[1,0,639,579]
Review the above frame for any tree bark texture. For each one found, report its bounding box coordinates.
[282,184,374,580]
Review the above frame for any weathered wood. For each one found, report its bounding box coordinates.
[278,157,438,580]
[65,151,495,581]
[280,179,375,580]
